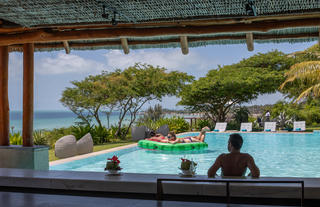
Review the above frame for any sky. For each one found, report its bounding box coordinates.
[8,41,317,111]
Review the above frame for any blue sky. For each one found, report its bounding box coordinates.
[8,41,317,111]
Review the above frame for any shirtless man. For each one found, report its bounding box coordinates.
[207,133,260,178]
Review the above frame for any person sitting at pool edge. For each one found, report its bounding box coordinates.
[207,133,260,178]
[169,127,209,144]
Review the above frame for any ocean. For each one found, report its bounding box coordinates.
[10,111,133,132]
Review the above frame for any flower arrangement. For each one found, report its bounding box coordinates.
[179,158,197,176]
[104,155,122,171]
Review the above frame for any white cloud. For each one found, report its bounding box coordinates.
[36,53,106,75]
[104,49,216,77]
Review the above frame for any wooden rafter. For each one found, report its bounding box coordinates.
[1,18,320,46]
[246,33,254,51]
[180,36,189,55]
[120,38,129,54]
[63,40,70,54]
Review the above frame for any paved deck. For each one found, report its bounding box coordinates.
[0,191,292,207]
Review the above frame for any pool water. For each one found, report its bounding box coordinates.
[51,132,320,177]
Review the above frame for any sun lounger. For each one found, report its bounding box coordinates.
[293,121,305,131]
[214,122,227,132]
[240,122,252,132]
[264,122,276,132]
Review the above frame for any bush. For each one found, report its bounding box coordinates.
[196,119,214,130]
[10,131,22,145]
[156,116,190,133]
[91,125,110,144]
[45,127,73,148]
[71,125,91,140]
[226,120,239,130]
[33,130,48,145]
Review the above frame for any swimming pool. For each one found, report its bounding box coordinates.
[51,132,320,177]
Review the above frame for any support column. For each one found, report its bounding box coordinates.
[23,43,34,147]
[0,46,9,146]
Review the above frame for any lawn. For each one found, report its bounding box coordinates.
[49,141,136,161]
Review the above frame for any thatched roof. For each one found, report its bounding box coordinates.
[1,0,320,52]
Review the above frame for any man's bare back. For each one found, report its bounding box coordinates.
[207,134,260,178]
[208,152,259,177]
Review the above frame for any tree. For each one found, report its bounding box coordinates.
[280,61,320,102]
[179,64,285,122]
[61,76,104,127]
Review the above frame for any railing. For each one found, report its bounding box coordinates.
[157,178,304,207]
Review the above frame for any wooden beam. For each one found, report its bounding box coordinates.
[0,46,9,146]
[1,18,320,46]
[120,38,129,54]
[180,36,189,55]
[8,32,320,52]
[246,33,254,51]
[63,40,70,54]
[22,43,34,147]
[318,28,320,47]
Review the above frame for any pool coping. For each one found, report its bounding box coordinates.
[50,143,138,166]
[0,168,319,201]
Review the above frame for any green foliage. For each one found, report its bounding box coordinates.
[234,106,250,124]
[9,131,22,145]
[196,119,214,130]
[33,130,48,145]
[156,116,190,133]
[71,125,91,140]
[45,127,74,148]
[90,125,110,144]
[138,104,164,123]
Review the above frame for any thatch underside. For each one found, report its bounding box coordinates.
[1,0,320,51]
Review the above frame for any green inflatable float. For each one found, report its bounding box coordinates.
[138,140,208,151]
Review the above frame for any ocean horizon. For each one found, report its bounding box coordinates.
[9,110,134,132]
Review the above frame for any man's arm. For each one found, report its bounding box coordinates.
[207,154,223,178]
[247,155,260,178]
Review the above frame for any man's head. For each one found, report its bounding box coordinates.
[228,133,243,152]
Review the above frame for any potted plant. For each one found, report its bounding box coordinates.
[104,155,122,174]
[179,158,197,176]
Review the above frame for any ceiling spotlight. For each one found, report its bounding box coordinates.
[112,11,118,26]
[102,5,108,19]
[245,0,257,16]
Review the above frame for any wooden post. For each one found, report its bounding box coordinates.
[23,43,34,147]
[120,38,129,54]
[318,28,320,47]
[63,40,70,54]
[0,46,9,146]
[246,32,254,51]
[180,36,189,55]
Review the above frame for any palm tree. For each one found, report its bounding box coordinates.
[280,61,320,102]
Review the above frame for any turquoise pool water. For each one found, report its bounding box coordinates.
[51,132,320,177]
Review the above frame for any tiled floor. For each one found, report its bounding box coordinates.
[0,192,292,207]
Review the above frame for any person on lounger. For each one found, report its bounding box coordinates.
[207,133,260,178]
[147,131,176,143]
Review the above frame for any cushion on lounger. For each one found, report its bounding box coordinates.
[242,129,247,132]
[55,135,77,158]
[266,129,271,132]
[296,128,301,131]
[76,133,94,155]
[214,129,219,132]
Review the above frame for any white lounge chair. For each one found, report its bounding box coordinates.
[214,122,227,132]
[240,122,252,132]
[264,122,276,132]
[293,121,305,131]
